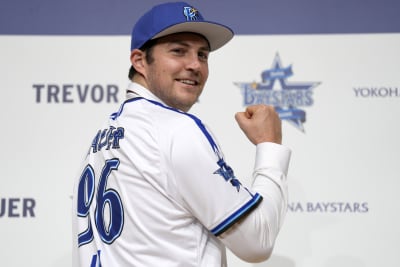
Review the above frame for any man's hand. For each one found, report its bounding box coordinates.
[235,105,282,145]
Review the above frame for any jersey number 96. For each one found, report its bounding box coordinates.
[77,158,124,246]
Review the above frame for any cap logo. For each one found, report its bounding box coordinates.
[183,6,199,21]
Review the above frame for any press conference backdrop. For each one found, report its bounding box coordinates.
[1,0,399,266]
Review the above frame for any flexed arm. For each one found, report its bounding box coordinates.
[220,104,290,263]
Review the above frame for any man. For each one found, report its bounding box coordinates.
[72,2,291,266]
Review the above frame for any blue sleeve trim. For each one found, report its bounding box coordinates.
[211,193,263,236]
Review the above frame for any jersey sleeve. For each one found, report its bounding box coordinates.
[218,142,291,262]
[168,118,262,236]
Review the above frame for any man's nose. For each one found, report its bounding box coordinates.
[185,53,202,71]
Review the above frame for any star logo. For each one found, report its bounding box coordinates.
[234,53,320,132]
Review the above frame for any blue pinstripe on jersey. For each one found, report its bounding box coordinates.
[111,97,220,154]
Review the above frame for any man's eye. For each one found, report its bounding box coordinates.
[199,52,208,61]
[172,48,185,54]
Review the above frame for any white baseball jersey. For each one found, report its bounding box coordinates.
[72,82,290,267]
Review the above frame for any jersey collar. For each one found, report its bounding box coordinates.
[126,82,166,106]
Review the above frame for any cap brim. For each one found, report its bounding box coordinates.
[152,21,234,51]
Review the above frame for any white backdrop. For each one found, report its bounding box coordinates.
[1,33,399,266]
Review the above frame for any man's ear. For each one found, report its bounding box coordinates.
[130,49,146,76]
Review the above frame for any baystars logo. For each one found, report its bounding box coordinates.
[234,53,320,132]
[183,6,199,21]
[214,158,241,192]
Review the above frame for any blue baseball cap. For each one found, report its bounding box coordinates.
[130,2,234,51]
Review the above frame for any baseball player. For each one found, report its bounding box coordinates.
[72,2,291,266]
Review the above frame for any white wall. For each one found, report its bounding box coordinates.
[1,33,399,266]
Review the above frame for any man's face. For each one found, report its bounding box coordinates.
[143,32,210,112]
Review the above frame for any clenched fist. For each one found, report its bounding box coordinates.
[235,105,282,145]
